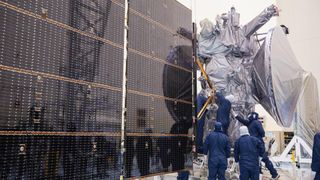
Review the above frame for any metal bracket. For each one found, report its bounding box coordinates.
[41,8,48,19]
[194,58,216,119]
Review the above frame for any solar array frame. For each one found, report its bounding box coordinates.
[0,0,193,179]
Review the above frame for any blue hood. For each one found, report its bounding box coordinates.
[248,112,259,122]
[214,122,223,132]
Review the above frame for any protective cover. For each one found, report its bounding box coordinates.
[295,74,320,146]
[197,5,320,145]
[252,26,320,146]
[197,5,278,142]
[253,26,304,127]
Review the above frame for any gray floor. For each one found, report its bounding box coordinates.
[266,162,315,180]
[141,162,315,180]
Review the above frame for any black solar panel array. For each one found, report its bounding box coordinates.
[0,0,192,179]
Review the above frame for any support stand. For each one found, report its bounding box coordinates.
[272,135,312,165]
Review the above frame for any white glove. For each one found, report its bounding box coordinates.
[231,110,238,118]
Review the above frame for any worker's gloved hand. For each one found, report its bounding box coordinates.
[232,110,243,119]
[235,115,240,120]
[231,110,239,118]
[204,88,214,98]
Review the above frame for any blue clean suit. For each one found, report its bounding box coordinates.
[236,113,278,178]
[312,132,320,180]
[235,113,264,142]
[234,135,265,180]
[196,93,208,153]
[203,123,231,180]
[216,92,231,135]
